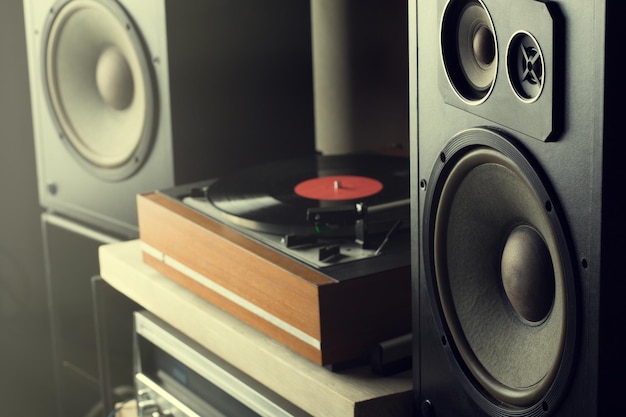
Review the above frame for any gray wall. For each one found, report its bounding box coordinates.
[0,0,57,414]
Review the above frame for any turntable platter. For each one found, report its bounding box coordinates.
[205,154,410,235]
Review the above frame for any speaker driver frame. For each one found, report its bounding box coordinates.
[421,128,578,416]
[41,0,157,182]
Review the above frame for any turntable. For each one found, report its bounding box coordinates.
[137,153,411,366]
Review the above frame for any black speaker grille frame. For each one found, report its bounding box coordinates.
[421,128,579,417]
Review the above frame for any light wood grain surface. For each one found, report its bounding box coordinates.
[99,240,413,417]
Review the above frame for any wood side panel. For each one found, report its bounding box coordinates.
[143,253,324,365]
[137,192,326,337]
[139,192,333,285]
[137,191,412,366]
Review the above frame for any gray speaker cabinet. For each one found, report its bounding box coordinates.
[23,0,315,238]
[411,0,626,416]
[42,214,139,417]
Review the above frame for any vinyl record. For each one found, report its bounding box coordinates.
[207,154,410,235]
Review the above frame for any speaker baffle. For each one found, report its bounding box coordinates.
[507,31,545,103]
[441,0,497,103]
[422,128,577,415]
[43,0,156,181]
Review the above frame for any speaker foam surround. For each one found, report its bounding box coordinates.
[422,128,577,414]
[441,0,497,103]
[43,0,155,180]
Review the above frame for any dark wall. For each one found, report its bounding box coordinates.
[0,0,57,414]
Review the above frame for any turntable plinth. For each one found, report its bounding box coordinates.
[137,191,411,366]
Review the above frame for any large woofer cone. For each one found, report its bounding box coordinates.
[441,0,497,103]
[43,0,156,181]
[422,128,577,416]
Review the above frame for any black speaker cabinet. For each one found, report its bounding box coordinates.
[23,0,315,238]
[410,0,625,416]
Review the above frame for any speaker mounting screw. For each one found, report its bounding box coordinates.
[47,182,58,196]
[421,399,435,417]
[420,179,427,190]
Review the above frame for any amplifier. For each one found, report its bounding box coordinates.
[133,311,310,417]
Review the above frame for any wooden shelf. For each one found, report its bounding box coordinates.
[99,240,413,417]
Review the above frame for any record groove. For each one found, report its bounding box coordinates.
[207,154,410,235]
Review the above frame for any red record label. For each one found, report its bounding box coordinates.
[294,175,383,201]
